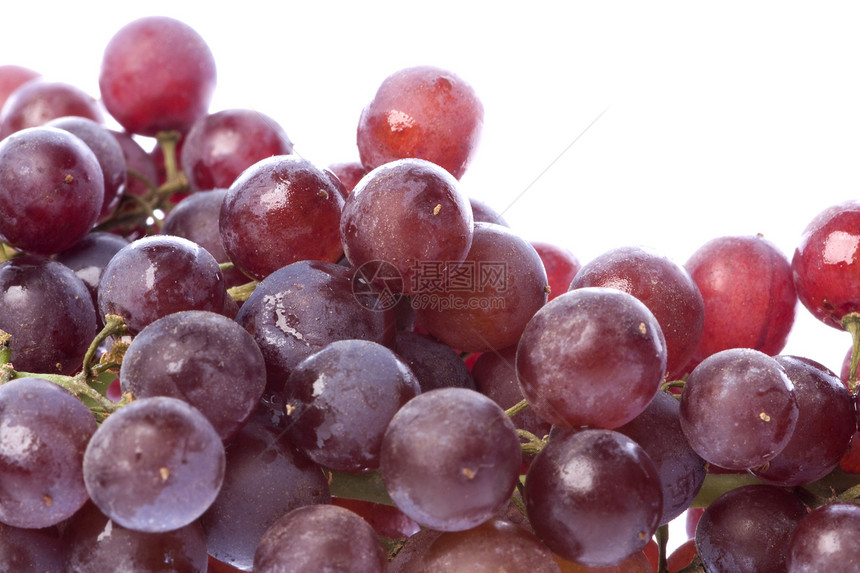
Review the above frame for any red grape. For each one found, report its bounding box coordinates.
[357,65,483,179]
[788,502,860,571]
[532,239,581,301]
[54,231,130,312]
[99,16,216,136]
[685,234,796,363]
[0,64,40,110]
[0,521,63,573]
[516,287,667,429]
[327,160,368,194]
[181,108,294,191]
[0,79,103,139]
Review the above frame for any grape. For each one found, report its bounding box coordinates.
[391,330,477,392]
[282,339,420,472]
[787,501,860,572]
[516,287,667,429]
[45,115,127,220]
[99,16,217,136]
[680,347,799,470]
[0,377,97,529]
[327,160,368,193]
[531,239,581,302]
[569,245,704,379]
[119,310,267,442]
[615,389,707,526]
[792,200,860,329]
[695,484,807,572]
[379,387,522,531]
[0,126,104,256]
[471,344,553,440]
[340,157,474,295]
[685,234,797,363]
[0,255,97,375]
[0,521,63,573]
[555,551,655,572]
[234,259,395,404]
[63,501,208,573]
[408,518,561,573]
[470,196,510,227]
[253,504,388,573]
[524,428,663,568]
[109,129,159,198]
[330,497,420,539]
[97,235,228,334]
[750,355,855,486]
[0,79,103,139]
[54,231,131,310]
[389,528,444,573]
[414,221,549,352]
[181,108,294,191]
[200,419,331,571]
[0,64,40,110]
[357,65,483,179]
[219,155,345,280]
[83,396,226,533]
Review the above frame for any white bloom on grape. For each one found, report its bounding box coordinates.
[0,420,38,465]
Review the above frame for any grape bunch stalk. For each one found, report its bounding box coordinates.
[2,14,860,573]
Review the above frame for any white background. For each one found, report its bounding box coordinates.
[4,0,860,552]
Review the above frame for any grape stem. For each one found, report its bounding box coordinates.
[842,312,860,394]
[505,398,529,418]
[227,279,259,302]
[655,523,669,573]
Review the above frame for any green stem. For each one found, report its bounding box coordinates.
[656,523,669,573]
[78,314,126,381]
[505,398,529,418]
[157,130,183,185]
[517,429,546,456]
[842,312,860,394]
[228,280,259,302]
[327,470,394,506]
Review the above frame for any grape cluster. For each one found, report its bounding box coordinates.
[1,14,860,573]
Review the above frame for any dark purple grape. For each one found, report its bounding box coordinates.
[679,347,799,470]
[253,504,387,573]
[523,428,662,568]
[282,339,420,472]
[615,390,707,526]
[569,245,704,379]
[0,126,104,255]
[54,231,130,309]
[119,310,267,442]
[45,115,127,220]
[160,188,249,287]
[471,344,552,439]
[99,16,216,136]
[392,329,476,392]
[0,522,63,573]
[788,502,860,571]
[97,235,228,334]
[0,377,97,529]
[0,79,103,138]
[516,287,667,429]
[750,355,855,486]
[0,255,97,375]
[414,221,549,352]
[340,157,474,295]
[219,155,344,280]
[200,419,331,570]
[409,519,561,573]
[181,108,294,191]
[379,387,521,531]
[234,259,395,405]
[695,484,807,573]
[110,129,159,197]
[63,501,208,573]
[83,396,225,533]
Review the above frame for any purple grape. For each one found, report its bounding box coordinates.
[63,501,208,573]
[523,428,662,568]
[282,339,420,472]
[679,347,799,470]
[119,310,267,442]
[253,504,388,573]
[83,396,225,533]
[0,377,97,529]
[0,79,103,138]
[54,231,130,310]
[0,521,63,573]
[379,387,521,531]
[516,287,667,429]
[788,502,860,571]
[0,255,97,375]
[200,419,331,571]
[0,126,104,255]
[695,484,807,572]
[391,329,476,392]
[97,235,228,334]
